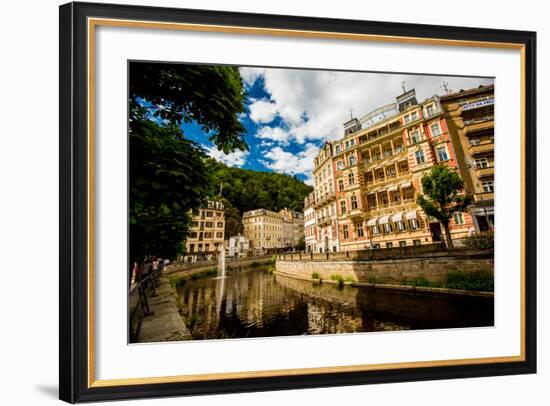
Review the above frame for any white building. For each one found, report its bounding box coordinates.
[304,192,317,253]
[228,234,250,257]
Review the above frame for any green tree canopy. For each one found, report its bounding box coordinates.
[130,62,248,153]
[129,119,211,262]
[416,165,472,248]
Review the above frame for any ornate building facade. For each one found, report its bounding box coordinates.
[184,200,225,260]
[308,88,476,251]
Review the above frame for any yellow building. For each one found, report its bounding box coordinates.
[184,200,225,260]
[440,84,495,231]
[243,208,304,251]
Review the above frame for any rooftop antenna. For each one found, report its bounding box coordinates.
[441,81,451,94]
[401,81,406,93]
[349,108,354,119]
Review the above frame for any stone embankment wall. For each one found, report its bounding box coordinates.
[165,255,273,277]
[275,250,493,286]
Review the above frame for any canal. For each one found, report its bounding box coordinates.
[175,265,494,340]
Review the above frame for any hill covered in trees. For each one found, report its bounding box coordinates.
[205,158,313,237]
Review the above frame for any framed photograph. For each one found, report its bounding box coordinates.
[59,1,537,403]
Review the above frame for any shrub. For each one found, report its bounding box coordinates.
[344,275,357,283]
[266,265,275,274]
[446,270,494,292]
[330,274,345,288]
[311,272,320,279]
[461,232,494,250]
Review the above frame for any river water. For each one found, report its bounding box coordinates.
[175,266,493,340]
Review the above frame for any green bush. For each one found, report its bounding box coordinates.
[330,274,345,288]
[446,270,494,292]
[461,232,494,250]
[344,275,357,283]
[311,272,320,279]
[266,265,275,274]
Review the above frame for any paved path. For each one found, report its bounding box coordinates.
[137,275,192,342]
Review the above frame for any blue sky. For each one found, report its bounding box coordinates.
[145,67,494,185]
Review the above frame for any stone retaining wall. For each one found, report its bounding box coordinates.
[275,252,493,285]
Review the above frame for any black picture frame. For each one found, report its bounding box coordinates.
[59,1,537,403]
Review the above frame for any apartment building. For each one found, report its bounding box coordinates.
[309,88,475,251]
[243,208,305,251]
[440,84,495,232]
[311,142,339,253]
[184,200,225,260]
[304,192,317,252]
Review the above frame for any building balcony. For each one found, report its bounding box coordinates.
[463,118,494,136]
[313,191,336,208]
[348,208,364,220]
[474,166,494,178]
[317,216,331,227]
[469,142,494,156]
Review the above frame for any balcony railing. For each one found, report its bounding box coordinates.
[313,191,336,208]
[469,142,494,156]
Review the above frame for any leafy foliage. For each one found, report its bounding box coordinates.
[446,270,494,292]
[130,62,248,153]
[129,119,210,262]
[461,232,494,250]
[205,158,313,217]
[416,165,472,248]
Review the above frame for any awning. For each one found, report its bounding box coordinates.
[391,212,404,222]
[366,217,378,226]
[387,185,398,192]
[401,181,412,188]
[379,215,390,225]
[405,210,417,220]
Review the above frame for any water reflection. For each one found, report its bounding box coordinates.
[176,266,493,340]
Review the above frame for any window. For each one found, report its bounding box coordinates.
[411,111,419,121]
[216,232,223,238]
[371,225,380,235]
[348,173,355,185]
[426,104,435,116]
[415,150,426,164]
[409,219,419,230]
[335,145,341,154]
[191,221,199,227]
[351,195,358,210]
[204,244,210,252]
[399,241,407,247]
[350,139,356,147]
[372,244,381,249]
[206,211,213,217]
[391,191,401,203]
[205,221,213,228]
[204,232,212,238]
[345,141,350,149]
[410,129,421,143]
[436,146,449,162]
[475,157,490,168]
[356,223,364,237]
[189,244,195,253]
[217,222,223,228]
[337,161,345,170]
[343,225,349,239]
[386,242,393,248]
[190,232,198,238]
[469,137,481,146]
[396,221,405,232]
[482,180,494,192]
[338,179,345,191]
[383,223,393,233]
[453,212,465,225]
[340,200,347,214]
[413,239,421,246]
[349,155,356,166]
[431,123,441,136]
[367,194,377,208]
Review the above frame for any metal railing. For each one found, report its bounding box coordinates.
[129,268,162,342]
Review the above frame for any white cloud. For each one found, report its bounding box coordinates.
[240,67,494,145]
[262,143,319,185]
[256,126,291,144]
[248,98,278,123]
[206,146,248,167]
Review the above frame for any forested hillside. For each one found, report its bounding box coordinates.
[205,158,313,237]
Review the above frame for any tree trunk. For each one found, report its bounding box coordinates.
[443,222,454,249]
